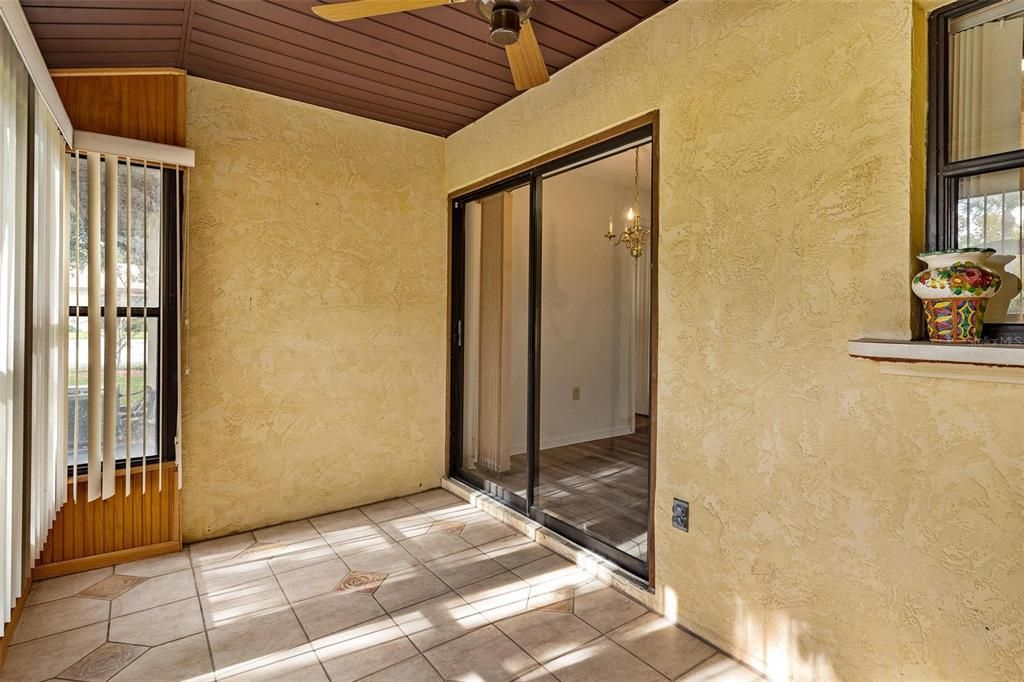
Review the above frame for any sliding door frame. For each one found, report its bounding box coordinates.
[447,112,659,584]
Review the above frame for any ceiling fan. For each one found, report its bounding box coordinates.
[311,0,550,90]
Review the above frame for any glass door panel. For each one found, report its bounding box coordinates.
[537,143,652,565]
[458,185,531,503]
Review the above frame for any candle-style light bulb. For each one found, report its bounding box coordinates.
[627,207,635,222]
[608,216,614,235]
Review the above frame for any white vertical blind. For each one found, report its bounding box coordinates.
[29,87,68,560]
[0,15,29,624]
[101,156,116,499]
[86,152,101,501]
[0,17,69,626]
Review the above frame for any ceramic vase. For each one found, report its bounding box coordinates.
[912,248,1001,343]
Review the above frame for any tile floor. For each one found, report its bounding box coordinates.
[3,488,761,682]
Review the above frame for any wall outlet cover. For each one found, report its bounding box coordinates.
[672,499,689,532]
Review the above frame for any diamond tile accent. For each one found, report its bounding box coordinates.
[77,574,148,600]
[428,521,465,535]
[58,642,147,682]
[336,571,388,594]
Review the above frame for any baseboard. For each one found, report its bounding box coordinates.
[0,577,32,666]
[31,540,181,580]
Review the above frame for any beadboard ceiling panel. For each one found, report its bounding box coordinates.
[21,0,673,136]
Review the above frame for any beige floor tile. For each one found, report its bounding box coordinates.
[496,609,601,663]
[222,651,328,681]
[608,613,716,679]
[268,538,337,575]
[544,636,665,682]
[276,557,351,603]
[58,642,147,682]
[455,571,532,622]
[343,543,418,574]
[193,557,273,595]
[115,551,191,578]
[479,535,552,570]
[360,498,421,523]
[361,655,442,682]
[323,525,396,558]
[426,504,492,525]
[188,532,256,567]
[108,596,204,646]
[512,555,592,592]
[403,488,461,512]
[425,548,506,589]
[207,605,310,671]
[109,568,196,618]
[378,513,435,542]
[309,508,372,535]
[373,566,449,612]
[675,654,762,681]
[0,622,107,682]
[253,519,320,545]
[400,531,473,562]
[423,624,537,682]
[77,575,148,600]
[13,596,109,644]
[27,568,112,606]
[572,583,648,633]
[516,665,559,681]
[293,591,386,640]
[392,591,489,651]
[460,518,517,547]
[312,616,415,682]
[108,632,214,682]
[199,576,288,630]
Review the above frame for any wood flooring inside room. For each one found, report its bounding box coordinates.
[3,488,760,682]
[465,416,651,562]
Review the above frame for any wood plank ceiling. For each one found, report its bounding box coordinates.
[22,0,674,136]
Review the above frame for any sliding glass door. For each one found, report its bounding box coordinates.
[451,123,655,579]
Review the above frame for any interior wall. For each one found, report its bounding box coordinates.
[445,1,1024,680]
[183,77,447,540]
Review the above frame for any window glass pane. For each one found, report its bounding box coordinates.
[68,156,162,309]
[948,15,1024,161]
[67,314,159,466]
[956,169,1024,321]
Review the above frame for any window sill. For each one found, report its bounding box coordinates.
[848,338,1024,383]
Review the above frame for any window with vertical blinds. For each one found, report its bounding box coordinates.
[66,154,183,501]
[0,16,69,625]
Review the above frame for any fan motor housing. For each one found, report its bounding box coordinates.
[476,0,534,46]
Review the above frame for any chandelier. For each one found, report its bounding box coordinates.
[604,146,649,259]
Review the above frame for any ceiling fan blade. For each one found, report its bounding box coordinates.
[312,0,464,22]
[505,20,549,91]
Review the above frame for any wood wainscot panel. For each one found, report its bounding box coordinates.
[34,463,181,580]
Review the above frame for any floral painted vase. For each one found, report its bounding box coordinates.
[912,248,1001,343]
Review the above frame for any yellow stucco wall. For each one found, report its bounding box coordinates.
[183,77,447,541]
[445,1,1023,679]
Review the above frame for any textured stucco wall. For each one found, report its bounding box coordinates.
[183,77,447,541]
[446,1,1024,679]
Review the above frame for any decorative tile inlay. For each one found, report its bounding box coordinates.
[77,575,148,600]
[428,521,466,535]
[58,642,147,682]
[234,542,289,560]
[336,571,388,594]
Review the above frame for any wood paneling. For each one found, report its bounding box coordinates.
[0,578,32,667]
[51,69,187,146]
[34,465,181,579]
[22,0,674,136]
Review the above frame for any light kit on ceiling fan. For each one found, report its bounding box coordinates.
[310,0,549,90]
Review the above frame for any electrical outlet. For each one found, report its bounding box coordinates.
[672,499,689,532]
[572,386,580,400]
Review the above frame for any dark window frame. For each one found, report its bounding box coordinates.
[928,0,1024,342]
[67,159,182,476]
